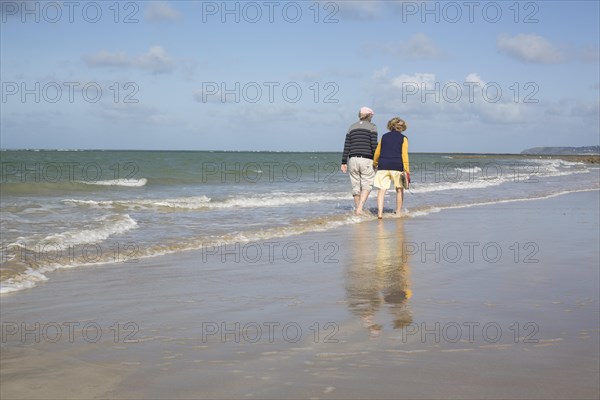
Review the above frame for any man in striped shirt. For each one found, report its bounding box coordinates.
[341,107,378,215]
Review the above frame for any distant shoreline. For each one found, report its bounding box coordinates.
[1,149,599,164]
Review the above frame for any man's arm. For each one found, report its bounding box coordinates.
[341,132,351,173]
[370,127,378,157]
[341,132,351,166]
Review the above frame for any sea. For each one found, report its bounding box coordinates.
[1,150,598,294]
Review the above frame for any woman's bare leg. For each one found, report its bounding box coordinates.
[395,188,404,214]
[377,189,386,218]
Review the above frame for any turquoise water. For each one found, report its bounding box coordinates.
[1,150,598,293]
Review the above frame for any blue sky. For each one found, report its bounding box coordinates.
[1,0,599,152]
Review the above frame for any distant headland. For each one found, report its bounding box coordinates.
[521,146,600,164]
[521,146,599,156]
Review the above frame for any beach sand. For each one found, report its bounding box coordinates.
[1,190,599,399]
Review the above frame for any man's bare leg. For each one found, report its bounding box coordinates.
[353,194,360,211]
[356,189,370,215]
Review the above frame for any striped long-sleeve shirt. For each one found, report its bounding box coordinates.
[341,120,378,164]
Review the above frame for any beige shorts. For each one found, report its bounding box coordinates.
[348,157,375,195]
[374,170,406,190]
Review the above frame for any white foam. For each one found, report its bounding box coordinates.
[455,166,483,174]
[95,211,370,262]
[410,177,507,193]
[63,193,351,211]
[410,161,592,193]
[76,178,148,187]
[62,199,110,208]
[209,193,351,209]
[527,158,590,173]
[5,187,598,295]
[407,207,442,217]
[0,215,138,294]
[557,160,585,167]
[34,214,138,251]
[64,196,212,210]
[0,269,48,294]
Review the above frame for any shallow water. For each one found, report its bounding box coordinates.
[1,150,598,292]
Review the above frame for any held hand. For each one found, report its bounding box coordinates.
[341,164,347,173]
[406,171,410,184]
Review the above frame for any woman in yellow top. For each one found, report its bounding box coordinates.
[373,117,410,219]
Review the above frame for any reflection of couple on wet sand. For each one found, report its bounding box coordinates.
[344,219,412,336]
[341,107,410,218]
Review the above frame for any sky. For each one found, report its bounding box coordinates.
[1,0,599,153]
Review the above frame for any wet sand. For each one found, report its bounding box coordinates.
[1,190,599,399]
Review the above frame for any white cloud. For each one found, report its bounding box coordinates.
[135,46,174,73]
[144,1,181,22]
[373,67,389,81]
[334,0,384,20]
[84,46,175,74]
[465,73,486,87]
[497,33,563,64]
[180,59,198,81]
[374,33,443,60]
[391,72,437,90]
[543,98,599,122]
[473,101,534,124]
[372,70,539,124]
[93,103,182,126]
[321,0,422,21]
[400,33,444,60]
[193,85,235,104]
[84,50,129,67]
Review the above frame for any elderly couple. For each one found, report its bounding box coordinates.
[341,107,410,219]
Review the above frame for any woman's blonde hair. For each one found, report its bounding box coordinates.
[387,117,407,132]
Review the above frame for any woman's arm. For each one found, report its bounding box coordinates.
[373,141,382,168]
[402,137,410,173]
